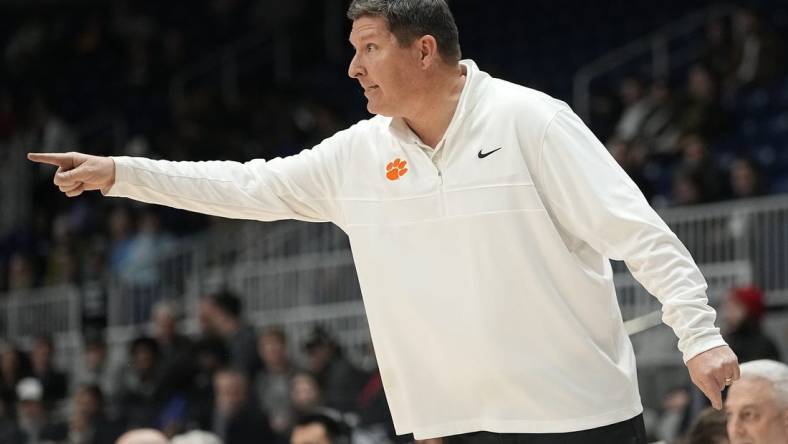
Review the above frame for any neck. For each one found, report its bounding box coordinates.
[403,63,466,149]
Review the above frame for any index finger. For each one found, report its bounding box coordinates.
[27,153,72,168]
[701,379,723,409]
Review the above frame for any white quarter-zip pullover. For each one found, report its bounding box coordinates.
[107,60,727,440]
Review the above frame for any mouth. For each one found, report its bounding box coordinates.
[363,85,379,93]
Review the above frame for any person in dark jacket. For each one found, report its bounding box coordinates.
[304,327,366,413]
[199,292,260,378]
[202,368,273,444]
[721,286,780,363]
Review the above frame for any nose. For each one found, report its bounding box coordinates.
[728,417,745,437]
[348,53,365,79]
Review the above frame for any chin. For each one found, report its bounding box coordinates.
[366,102,382,116]
[366,102,396,117]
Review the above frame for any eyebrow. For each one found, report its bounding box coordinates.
[728,403,760,412]
[349,29,379,44]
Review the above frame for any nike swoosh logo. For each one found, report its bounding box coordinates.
[478,147,502,158]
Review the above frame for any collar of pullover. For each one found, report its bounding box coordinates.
[386,59,487,149]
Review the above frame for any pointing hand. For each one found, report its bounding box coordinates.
[27,152,116,197]
[686,345,740,410]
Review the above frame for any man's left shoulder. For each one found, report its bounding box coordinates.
[485,78,569,118]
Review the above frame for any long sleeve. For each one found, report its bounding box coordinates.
[534,109,727,363]
[105,130,349,226]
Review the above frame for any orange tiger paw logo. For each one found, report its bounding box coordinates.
[385,158,408,181]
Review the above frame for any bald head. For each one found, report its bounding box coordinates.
[725,360,788,444]
[116,429,168,444]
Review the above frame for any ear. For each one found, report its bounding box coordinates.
[415,35,440,69]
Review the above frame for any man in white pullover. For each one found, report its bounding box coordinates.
[30,1,739,442]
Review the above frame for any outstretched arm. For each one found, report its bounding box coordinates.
[28,132,348,225]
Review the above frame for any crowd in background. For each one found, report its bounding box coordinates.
[594,7,786,207]
[0,291,396,444]
[0,1,786,444]
[0,0,351,293]
[0,283,782,444]
[0,4,785,293]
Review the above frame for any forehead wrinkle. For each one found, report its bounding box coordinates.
[727,402,760,411]
[350,28,382,46]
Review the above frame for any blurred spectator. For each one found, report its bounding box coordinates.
[199,291,259,378]
[679,407,729,444]
[152,300,191,367]
[181,337,230,432]
[203,368,272,444]
[73,338,115,401]
[116,336,163,427]
[702,17,736,89]
[152,300,198,437]
[13,377,68,444]
[122,210,174,287]
[672,168,704,207]
[614,76,650,143]
[108,206,135,278]
[151,298,194,434]
[67,384,125,444]
[255,326,297,436]
[676,134,724,203]
[732,8,784,89]
[304,327,365,413]
[729,157,764,199]
[655,386,692,443]
[638,79,681,156]
[721,286,780,363]
[290,372,324,418]
[29,335,68,406]
[725,360,788,444]
[0,345,31,415]
[677,64,728,141]
[116,428,168,444]
[290,412,350,444]
[7,253,36,291]
[44,214,81,286]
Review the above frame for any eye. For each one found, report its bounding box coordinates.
[366,43,376,52]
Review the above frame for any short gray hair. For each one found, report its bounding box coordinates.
[347,0,461,63]
[739,359,788,408]
[171,430,222,444]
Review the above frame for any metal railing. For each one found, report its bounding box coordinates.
[1,193,786,371]
[0,257,750,373]
[572,4,736,121]
[660,194,788,293]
